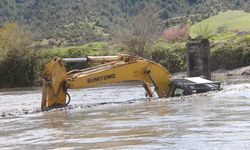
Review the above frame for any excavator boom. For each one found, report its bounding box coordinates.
[41,54,172,111]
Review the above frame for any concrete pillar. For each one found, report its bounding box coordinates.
[186,38,211,80]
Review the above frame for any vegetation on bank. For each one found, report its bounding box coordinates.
[2,34,250,88]
[211,35,250,70]
[191,10,250,38]
[0,22,36,87]
[1,9,250,87]
[0,22,185,87]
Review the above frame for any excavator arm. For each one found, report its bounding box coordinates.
[41,54,172,111]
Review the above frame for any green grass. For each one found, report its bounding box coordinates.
[37,42,113,59]
[191,10,250,38]
[208,32,237,41]
[152,40,186,53]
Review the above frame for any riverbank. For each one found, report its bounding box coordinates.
[174,65,250,81]
[0,35,250,88]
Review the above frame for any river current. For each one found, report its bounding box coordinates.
[1,78,250,149]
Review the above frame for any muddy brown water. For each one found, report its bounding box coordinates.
[1,78,250,149]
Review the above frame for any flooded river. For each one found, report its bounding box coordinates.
[1,78,250,149]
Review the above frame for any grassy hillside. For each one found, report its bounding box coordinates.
[1,0,249,45]
[191,10,250,38]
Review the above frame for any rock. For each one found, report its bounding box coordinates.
[226,72,233,76]
[1,113,6,117]
[237,31,247,36]
[241,70,250,76]
[68,105,74,109]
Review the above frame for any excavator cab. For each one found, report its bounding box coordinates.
[169,77,221,97]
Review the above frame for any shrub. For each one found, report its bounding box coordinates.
[163,24,190,43]
[150,42,185,73]
[151,50,184,73]
[211,41,250,70]
[193,21,212,38]
[33,42,110,85]
[0,22,36,87]
[0,48,36,87]
[217,26,228,33]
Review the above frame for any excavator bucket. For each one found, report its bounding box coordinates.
[41,58,68,111]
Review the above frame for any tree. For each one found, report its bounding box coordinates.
[163,24,190,43]
[188,0,199,5]
[0,22,35,87]
[0,22,31,54]
[114,5,164,57]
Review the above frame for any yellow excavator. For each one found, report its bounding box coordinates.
[41,54,221,111]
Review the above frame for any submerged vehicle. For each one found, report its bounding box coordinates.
[41,54,221,111]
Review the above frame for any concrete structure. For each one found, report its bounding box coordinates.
[186,38,211,79]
